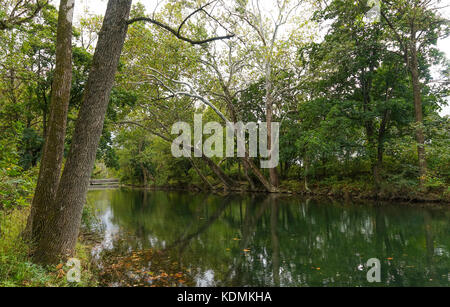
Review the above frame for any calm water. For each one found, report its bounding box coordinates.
[87,189,450,287]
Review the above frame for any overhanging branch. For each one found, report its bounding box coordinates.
[127,2,235,45]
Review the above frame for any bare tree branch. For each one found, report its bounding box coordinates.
[127,2,235,45]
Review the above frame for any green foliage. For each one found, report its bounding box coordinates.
[0,155,36,210]
[0,209,97,287]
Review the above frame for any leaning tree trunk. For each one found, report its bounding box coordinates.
[33,0,133,264]
[26,0,74,242]
[409,45,427,186]
[224,96,274,192]
[200,155,237,191]
[189,157,215,191]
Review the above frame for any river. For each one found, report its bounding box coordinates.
[87,188,449,287]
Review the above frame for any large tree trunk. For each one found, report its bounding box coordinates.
[33,0,132,264]
[26,0,74,242]
[266,105,279,188]
[409,45,427,186]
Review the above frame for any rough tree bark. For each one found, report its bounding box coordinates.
[26,0,74,242]
[33,0,133,264]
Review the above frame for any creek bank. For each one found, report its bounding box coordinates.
[119,181,450,205]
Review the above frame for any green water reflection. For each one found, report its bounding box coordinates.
[87,188,450,287]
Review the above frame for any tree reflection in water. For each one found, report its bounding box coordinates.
[87,189,450,287]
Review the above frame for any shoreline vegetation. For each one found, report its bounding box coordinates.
[119,182,450,205]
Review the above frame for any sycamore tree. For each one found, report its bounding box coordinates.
[222,0,309,188]
[137,0,316,192]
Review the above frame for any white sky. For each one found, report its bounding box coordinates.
[59,0,450,116]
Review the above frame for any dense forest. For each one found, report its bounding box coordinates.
[0,0,449,287]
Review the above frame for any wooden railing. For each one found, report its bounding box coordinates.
[89,179,120,188]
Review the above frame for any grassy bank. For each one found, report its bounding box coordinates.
[0,163,100,287]
[0,208,98,287]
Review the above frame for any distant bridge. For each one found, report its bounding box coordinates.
[89,178,120,189]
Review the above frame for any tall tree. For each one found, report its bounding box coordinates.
[380,0,449,185]
[33,0,133,264]
[305,0,412,188]
[26,0,74,242]
[230,0,303,188]
[199,40,275,191]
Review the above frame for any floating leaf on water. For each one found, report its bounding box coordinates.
[57,269,65,279]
